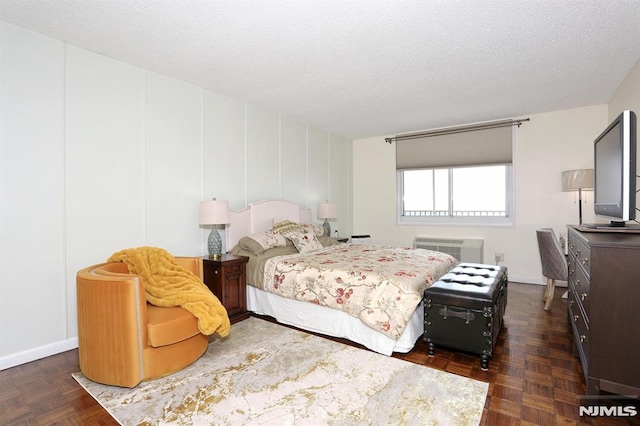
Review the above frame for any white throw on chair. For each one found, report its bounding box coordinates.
[536,228,568,311]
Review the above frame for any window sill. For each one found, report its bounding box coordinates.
[397,217,514,227]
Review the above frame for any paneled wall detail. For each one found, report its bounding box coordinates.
[0,21,352,369]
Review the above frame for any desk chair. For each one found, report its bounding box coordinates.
[536,228,568,311]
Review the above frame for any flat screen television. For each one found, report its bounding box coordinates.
[592,110,637,228]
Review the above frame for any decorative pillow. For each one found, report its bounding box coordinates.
[273,218,294,226]
[270,220,305,236]
[238,231,286,255]
[289,232,324,253]
[300,223,326,237]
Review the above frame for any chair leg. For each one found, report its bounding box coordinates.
[542,278,550,303]
[544,278,555,311]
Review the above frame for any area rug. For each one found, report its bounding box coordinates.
[73,317,488,425]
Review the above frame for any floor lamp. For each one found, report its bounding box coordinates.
[561,169,594,225]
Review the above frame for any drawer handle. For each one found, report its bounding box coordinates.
[576,279,580,288]
[576,249,581,255]
[580,335,586,343]
[574,314,579,322]
[581,293,588,302]
[582,257,589,266]
[569,300,574,306]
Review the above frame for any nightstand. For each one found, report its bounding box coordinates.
[202,254,249,324]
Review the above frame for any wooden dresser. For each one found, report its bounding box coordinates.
[567,225,640,397]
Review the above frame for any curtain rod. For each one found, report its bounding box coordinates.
[385,117,530,144]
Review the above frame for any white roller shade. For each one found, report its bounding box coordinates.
[395,122,514,170]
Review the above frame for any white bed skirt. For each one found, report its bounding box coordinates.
[246,285,424,356]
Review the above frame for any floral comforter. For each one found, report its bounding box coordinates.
[262,244,457,339]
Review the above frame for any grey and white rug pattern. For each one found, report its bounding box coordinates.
[73,317,488,425]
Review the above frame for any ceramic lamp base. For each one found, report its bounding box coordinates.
[322,219,331,237]
[208,228,222,258]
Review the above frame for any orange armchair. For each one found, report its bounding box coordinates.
[76,257,209,388]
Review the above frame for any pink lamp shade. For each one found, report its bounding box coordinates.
[199,199,230,225]
[317,202,336,220]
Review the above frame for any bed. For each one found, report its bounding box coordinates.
[226,199,457,355]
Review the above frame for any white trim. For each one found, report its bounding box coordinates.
[0,338,78,371]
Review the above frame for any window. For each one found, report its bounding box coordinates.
[398,165,512,225]
[394,119,517,226]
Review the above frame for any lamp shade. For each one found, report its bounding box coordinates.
[317,202,336,219]
[199,199,230,225]
[561,169,594,191]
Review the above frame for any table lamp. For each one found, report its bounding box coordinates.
[317,201,336,237]
[199,198,230,258]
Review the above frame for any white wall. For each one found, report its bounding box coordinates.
[0,21,352,369]
[608,58,640,122]
[0,20,67,363]
[352,104,609,284]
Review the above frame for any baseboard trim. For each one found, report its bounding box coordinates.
[0,337,78,371]
[508,276,568,288]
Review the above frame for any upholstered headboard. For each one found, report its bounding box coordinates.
[226,199,312,250]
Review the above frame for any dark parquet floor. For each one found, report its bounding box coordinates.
[0,282,638,425]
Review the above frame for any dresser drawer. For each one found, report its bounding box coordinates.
[568,255,590,320]
[568,289,589,373]
[568,231,591,277]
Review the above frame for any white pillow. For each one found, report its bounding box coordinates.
[289,232,324,253]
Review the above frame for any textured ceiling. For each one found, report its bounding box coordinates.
[1,1,639,139]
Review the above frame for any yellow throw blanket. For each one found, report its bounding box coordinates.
[108,247,230,337]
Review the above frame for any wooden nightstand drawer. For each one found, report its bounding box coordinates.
[225,265,242,275]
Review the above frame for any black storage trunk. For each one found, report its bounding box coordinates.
[423,262,508,371]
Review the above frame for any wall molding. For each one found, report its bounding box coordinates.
[0,338,78,371]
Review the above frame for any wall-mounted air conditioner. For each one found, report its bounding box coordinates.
[414,237,484,263]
